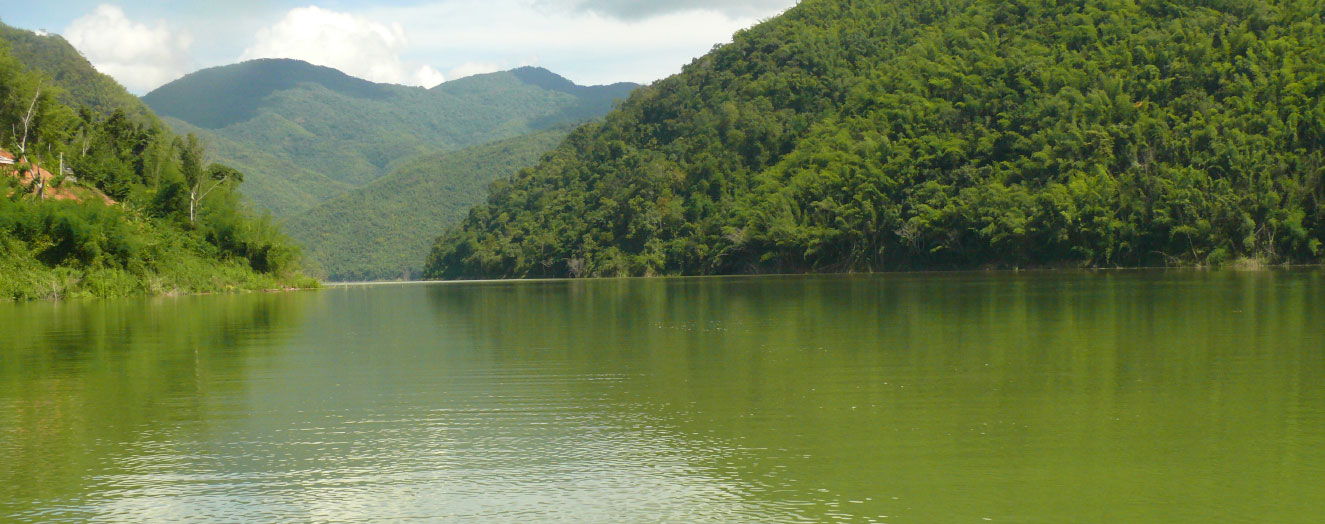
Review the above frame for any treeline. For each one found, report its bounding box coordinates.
[0,40,312,299]
[425,0,1325,279]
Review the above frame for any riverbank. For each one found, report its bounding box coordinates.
[1,181,318,302]
[1,256,319,301]
[325,259,1321,289]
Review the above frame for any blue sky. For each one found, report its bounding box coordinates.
[8,1,798,94]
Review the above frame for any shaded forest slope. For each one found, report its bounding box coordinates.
[285,129,569,281]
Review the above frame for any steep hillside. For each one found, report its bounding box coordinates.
[0,19,157,123]
[0,28,313,300]
[425,0,1325,279]
[144,60,638,215]
[284,129,568,281]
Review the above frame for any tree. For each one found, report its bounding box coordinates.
[12,81,43,199]
[15,80,38,155]
[177,132,243,224]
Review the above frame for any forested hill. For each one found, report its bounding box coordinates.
[143,59,390,129]
[425,0,1325,279]
[0,28,313,300]
[284,129,570,282]
[0,20,157,123]
[143,60,638,216]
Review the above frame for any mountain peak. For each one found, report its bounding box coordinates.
[143,58,393,129]
[509,66,579,94]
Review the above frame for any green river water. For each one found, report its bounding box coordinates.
[2,271,1323,523]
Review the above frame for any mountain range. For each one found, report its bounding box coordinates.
[139,58,637,279]
[3,19,637,283]
[144,59,637,216]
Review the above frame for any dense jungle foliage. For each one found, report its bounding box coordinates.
[0,35,313,300]
[425,0,1325,279]
[144,61,636,216]
[285,129,569,282]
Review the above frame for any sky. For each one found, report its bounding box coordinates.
[7,1,799,94]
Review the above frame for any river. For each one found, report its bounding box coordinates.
[2,270,1323,522]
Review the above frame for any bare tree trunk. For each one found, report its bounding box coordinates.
[34,161,44,200]
[15,84,43,201]
[18,83,40,156]
[189,166,243,224]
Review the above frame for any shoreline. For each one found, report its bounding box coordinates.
[3,279,320,303]
[12,263,1320,302]
[323,263,1325,288]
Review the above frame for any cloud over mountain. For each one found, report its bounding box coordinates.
[63,5,194,93]
[241,6,445,87]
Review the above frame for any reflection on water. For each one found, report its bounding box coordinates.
[0,292,310,521]
[2,271,1323,523]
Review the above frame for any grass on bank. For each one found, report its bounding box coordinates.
[2,178,317,301]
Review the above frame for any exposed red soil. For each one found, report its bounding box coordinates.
[1,149,115,205]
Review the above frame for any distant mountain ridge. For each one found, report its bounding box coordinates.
[143,59,391,129]
[142,59,638,216]
[509,66,637,98]
[145,60,637,130]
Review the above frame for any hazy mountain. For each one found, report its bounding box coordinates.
[144,59,637,216]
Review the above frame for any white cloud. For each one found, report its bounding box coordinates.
[565,0,797,20]
[359,0,796,85]
[241,6,445,87]
[63,5,195,94]
[56,0,797,92]
[414,66,447,88]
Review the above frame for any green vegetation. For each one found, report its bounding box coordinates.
[0,19,158,123]
[0,32,313,300]
[284,129,569,281]
[144,60,636,216]
[425,0,1325,279]
[161,116,355,217]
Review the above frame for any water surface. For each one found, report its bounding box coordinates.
[2,271,1323,522]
